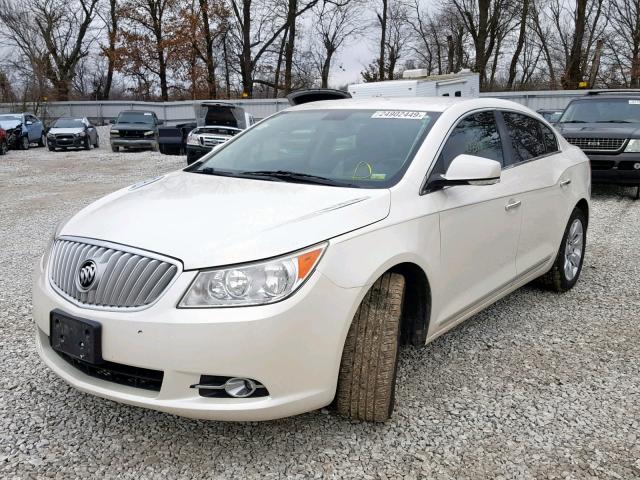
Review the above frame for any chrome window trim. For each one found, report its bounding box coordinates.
[47,235,183,312]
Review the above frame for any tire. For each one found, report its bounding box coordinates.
[38,133,45,147]
[94,137,99,148]
[48,146,55,152]
[538,208,587,292]
[111,145,119,153]
[0,140,7,155]
[20,136,29,150]
[83,137,90,150]
[335,272,405,422]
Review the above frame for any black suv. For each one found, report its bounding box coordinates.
[110,110,163,152]
[556,91,640,197]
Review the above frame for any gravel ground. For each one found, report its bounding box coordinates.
[0,139,639,479]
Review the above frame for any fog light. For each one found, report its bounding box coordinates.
[634,162,640,170]
[224,377,257,398]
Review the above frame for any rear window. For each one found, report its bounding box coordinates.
[503,112,557,163]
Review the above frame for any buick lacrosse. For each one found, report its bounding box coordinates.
[33,97,590,421]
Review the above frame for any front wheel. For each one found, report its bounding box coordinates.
[38,133,45,147]
[20,136,29,150]
[0,140,7,155]
[539,208,587,292]
[335,272,405,422]
[111,145,119,153]
[83,137,90,150]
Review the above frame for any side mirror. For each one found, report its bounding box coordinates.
[157,119,164,125]
[425,154,501,192]
[26,120,33,126]
[109,119,116,124]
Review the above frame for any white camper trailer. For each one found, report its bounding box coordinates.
[348,69,480,99]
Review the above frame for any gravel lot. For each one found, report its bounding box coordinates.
[1,135,639,479]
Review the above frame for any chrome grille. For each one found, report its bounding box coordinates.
[200,136,228,147]
[565,137,626,152]
[49,238,180,310]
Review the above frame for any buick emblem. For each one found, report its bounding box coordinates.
[76,260,98,292]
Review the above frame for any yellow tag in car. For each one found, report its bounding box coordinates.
[370,173,386,180]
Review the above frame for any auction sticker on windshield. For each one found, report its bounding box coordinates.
[371,111,427,120]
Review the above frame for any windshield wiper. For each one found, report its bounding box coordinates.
[559,120,587,123]
[241,170,360,188]
[596,120,633,123]
[193,167,243,178]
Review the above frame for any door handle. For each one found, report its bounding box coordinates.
[505,200,521,211]
[560,179,572,187]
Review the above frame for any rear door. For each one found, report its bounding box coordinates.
[498,111,569,274]
[429,110,523,326]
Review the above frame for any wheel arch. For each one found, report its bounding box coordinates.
[575,198,589,227]
[388,262,431,347]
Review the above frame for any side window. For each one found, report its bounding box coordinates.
[540,122,558,154]
[433,111,504,175]
[502,112,547,163]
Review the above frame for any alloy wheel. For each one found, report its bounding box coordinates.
[563,219,584,281]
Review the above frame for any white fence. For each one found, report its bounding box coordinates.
[0,90,598,125]
[0,99,290,125]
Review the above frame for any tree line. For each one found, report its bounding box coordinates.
[0,0,639,102]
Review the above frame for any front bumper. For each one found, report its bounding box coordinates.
[33,254,361,421]
[48,136,85,148]
[587,153,640,185]
[111,138,157,150]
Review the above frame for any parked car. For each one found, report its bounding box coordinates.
[556,90,640,198]
[33,97,590,422]
[0,113,45,149]
[47,117,99,151]
[110,110,162,152]
[157,122,197,155]
[537,108,564,124]
[186,102,254,164]
[0,127,7,155]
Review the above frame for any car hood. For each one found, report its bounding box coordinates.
[0,120,21,130]
[556,123,640,137]
[112,123,155,131]
[60,172,391,269]
[49,127,84,135]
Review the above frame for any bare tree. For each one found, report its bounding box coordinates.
[0,0,99,100]
[608,0,640,87]
[311,0,363,87]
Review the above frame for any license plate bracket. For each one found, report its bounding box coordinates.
[50,310,103,364]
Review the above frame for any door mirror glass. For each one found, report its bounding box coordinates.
[26,120,33,126]
[426,154,501,192]
[157,119,164,125]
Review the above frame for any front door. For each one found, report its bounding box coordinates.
[427,111,523,327]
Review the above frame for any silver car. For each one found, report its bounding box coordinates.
[47,117,99,151]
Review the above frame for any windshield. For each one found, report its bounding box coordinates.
[560,99,640,123]
[53,118,85,128]
[0,115,22,128]
[117,112,155,124]
[541,111,563,123]
[190,109,438,188]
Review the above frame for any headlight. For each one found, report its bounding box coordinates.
[179,243,327,307]
[47,133,54,138]
[144,130,155,136]
[186,132,199,145]
[625,139,640,152]
[75,131,86,137]
[110,129,119,136]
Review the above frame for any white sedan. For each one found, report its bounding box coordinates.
[33,97,590,422]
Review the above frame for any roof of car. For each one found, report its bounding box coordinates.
[579,89,640,99]
[286,96,532,114]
